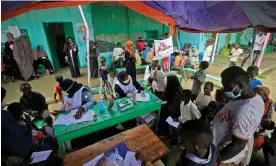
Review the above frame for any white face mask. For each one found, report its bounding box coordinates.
[9,45,14,50]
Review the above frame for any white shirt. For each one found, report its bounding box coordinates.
[253,34,266,51]
[179,100,201,123]
[230,48,243,62]
[113,47,124,61]
[212,94,264,163]
[144,65,163,82]
[203,45,213,62]
[194,92,214,111]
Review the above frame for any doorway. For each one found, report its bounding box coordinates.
[43,22,75,68]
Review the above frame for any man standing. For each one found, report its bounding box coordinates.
[89,41,99,79]
[112,42,125,74]
[229,43,243,67]
[252,31,266,65]
[212,66,264,165]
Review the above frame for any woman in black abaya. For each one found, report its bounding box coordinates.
[63,37,80,78]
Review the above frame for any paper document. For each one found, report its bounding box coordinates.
[124,151,142,166]
[136,93,150,102]
[30,150,52,164]
[54,109,94,126]
[83,153,104,166]
[166,116,180,128]
[106,153,124,165]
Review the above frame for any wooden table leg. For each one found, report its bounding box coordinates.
[155,109,161,132]
[59,143,65,156]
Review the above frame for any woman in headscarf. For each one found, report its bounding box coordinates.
[3,33,20,83]
[89,41,99,79]
[159,75,183,135]
[63,37,80,78]
[114,71,144,99]
[189,46,199,68]
[151,70,166,99]
[125,41,136,79]
[36,45,54,73]
[53,79,95,119]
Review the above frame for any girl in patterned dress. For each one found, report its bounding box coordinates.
[99,57,113,99]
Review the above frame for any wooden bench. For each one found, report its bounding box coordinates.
[63,124,169,166]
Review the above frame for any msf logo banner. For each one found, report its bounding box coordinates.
[154,36,173,60]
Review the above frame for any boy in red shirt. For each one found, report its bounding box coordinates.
[53,75,63,102]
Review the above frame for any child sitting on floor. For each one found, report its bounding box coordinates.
[194,82,215,112]
[247,66,263,88]
[191,61,209,101]
[99,57,113,99]
[53,75,63,102]
[176,119,220,166]
[179,89,201,123]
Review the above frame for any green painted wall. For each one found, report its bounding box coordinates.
[2,5,93,68]
[91,3,169,42]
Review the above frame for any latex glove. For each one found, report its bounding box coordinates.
[74,107,85,119]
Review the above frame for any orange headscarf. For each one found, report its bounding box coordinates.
[125,41,136,57]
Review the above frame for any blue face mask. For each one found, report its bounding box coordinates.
[225,84,241,99]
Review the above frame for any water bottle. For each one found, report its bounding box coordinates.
[133,89,137,105]
[97,96,105,114]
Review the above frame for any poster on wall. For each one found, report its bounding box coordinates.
[76,23,94,46]
[8,26,21,38]
[154,36,173,59]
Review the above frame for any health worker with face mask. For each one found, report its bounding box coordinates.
[114,71,144,99]
[52,79,95,119]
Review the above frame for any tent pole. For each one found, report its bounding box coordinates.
[257,33,271,69]
[211,33,219,63]
[78,5,91,87]
[249,29,257,66]
[176,28,187,81]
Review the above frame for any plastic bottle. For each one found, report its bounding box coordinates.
[133,89,137,104]
[97,96,105,114]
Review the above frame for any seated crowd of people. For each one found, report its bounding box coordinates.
[2,34,276,166]
[2,61,276,166]
[2,33,54,83]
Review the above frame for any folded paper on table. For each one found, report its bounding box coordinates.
[166,116,180,128]
[83,153,104,166]
[136,93,150,102]
[124,151,142,166]
[30,150,52,164]
[54,109,94,126]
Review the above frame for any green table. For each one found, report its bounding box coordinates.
[54,93,162,155]
[116,65,147,75]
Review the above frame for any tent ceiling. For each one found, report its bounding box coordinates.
[2,1,276,32]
